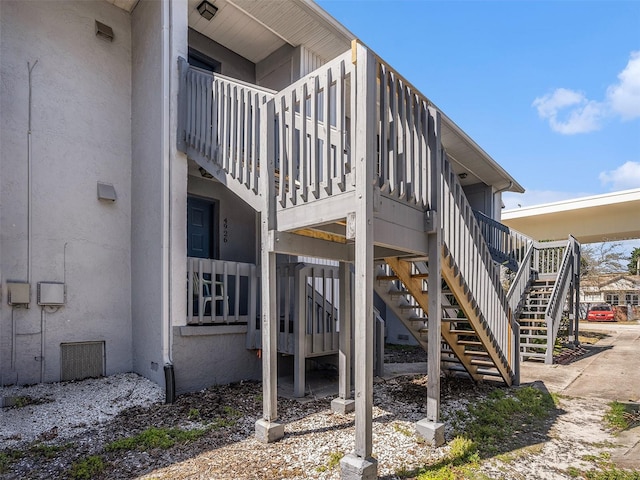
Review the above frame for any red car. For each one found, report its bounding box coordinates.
[586,304,616,322]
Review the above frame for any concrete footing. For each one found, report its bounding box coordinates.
[415,419,445,446]
[339,454,378,480]
[331,398,355,414]
[255,419,284,443]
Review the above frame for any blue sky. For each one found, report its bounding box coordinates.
[318,0,640,254]
[318,0,640,204]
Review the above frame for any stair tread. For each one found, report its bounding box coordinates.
[470,359,496,366]
[399,304,421,310]
[450,329,478,335]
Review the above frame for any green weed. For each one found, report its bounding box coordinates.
[393,422,413,437]
[69,455,104,480]
[583,467,640,480]
[407,386,556,479]
[0,450,23,474]
[29,442,73,459]
[105,426,206,451]
[187,408,200,420]
[316,451,344,472]
[604,402,630,432]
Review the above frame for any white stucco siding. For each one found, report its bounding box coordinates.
[130,0,188,387]
[0,0,133,384]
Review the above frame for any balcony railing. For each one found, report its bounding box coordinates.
[543,236,580,362]
[441,157,515,380]
[247,262,340,357]
[187,257,257,325]
[475,210,532,271]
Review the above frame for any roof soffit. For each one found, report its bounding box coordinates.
[186,0,522,192]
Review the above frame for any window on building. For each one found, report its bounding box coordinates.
[188,47,221,73]
[625,293,639,305]
[605,294,620,305]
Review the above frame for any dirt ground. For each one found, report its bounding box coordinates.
[1,333,639,479]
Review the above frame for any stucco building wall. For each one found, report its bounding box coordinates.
[0,0,133,384]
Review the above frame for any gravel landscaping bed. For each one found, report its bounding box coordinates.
[0,367,630,479]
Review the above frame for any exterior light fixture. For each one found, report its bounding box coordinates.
[458,172,468,180]
[197,1,218,20]
[199,167,214,179]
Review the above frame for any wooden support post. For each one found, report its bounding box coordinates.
[332,261,354,414]
[255,99,284,443]
[340,40,378,480]
[416,106,444,447]
[294,265,306,398]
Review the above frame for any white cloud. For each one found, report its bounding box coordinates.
[599,161,640,190]
[606,51,640,120]
[532,89,604,134]
[533,51,640,134]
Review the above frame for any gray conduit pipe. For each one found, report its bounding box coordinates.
[40,308,45,383]
[27,60,38,285]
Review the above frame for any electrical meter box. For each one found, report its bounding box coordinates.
[7,282,30,305]
[37,282,66,306]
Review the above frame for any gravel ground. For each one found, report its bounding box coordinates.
[0,373,164,447]
[1,365,630,480]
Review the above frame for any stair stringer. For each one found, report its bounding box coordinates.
[440,249,514,386]
[382,257,486,383]
[187,148,264,212]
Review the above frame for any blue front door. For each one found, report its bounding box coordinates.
[187,196,216,259]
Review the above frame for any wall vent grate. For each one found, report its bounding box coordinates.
[60,341,105,381]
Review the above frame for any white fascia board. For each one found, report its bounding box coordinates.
[503,188,640,219]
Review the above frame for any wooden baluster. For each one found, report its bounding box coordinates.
[204,74,213,160]
[221,82,230,169]
[299,83,308,202]
[323,67,332,195]
[398,80,407,199]
[388,71,397,195]
[278,95,287,207]
[310,75,319,199]
[378,64,389,191]
[287,88,296,206]
[336,60,346,191]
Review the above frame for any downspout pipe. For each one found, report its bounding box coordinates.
[161,0,175,404]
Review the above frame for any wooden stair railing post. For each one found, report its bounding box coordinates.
[415,105,445,446]
[294,264,306,398]
[340,41,378,478]
[331,261,354,414]
[255,99,284,443]
[427,105,442,425]
[573,241,581,345]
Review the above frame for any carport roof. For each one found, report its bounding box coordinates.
[502,188,640,244]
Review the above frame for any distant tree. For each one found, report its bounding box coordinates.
[580,242,626,278]
[629,247,640,275]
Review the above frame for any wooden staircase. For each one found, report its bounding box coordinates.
[519,279,556,363]
[375,255,512,385]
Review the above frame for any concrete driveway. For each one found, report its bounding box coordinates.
[520,321,640,469]
[521,322,640,401]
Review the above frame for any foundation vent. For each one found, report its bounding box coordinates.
[60,341,105,381]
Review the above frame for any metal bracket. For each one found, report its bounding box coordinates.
[424,210,437,233]
[346,212,356,240]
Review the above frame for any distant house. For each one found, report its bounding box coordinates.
[580,274,640,307]
[580,274,640,321]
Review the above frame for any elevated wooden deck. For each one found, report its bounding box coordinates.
[175,40,579,473]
